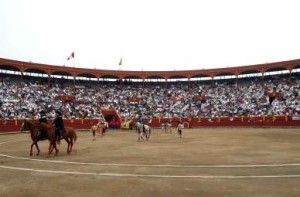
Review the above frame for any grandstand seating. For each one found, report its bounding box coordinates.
[1,58,300,132]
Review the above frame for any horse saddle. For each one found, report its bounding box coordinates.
[38,128,47,139]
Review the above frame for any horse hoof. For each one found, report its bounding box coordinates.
[30,153,33,156]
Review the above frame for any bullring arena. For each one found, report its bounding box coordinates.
[1,57,300,196]
[1,127,300,197]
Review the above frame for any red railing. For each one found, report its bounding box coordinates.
[1,116,300,134]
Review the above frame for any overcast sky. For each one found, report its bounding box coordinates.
[0,0,300,71]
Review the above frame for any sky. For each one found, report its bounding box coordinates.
[0,0,300,71]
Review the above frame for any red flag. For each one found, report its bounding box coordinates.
[67,52,74,60]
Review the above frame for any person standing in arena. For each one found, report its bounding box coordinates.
[177,121,183,138]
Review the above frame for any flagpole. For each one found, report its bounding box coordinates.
[73,53,75,92]
[119,57,122,70]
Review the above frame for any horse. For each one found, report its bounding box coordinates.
[135,122,151,141]
[90,122,107,140]
[20,119,59,156]
[57,126,77,154]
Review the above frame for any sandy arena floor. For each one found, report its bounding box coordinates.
[1,127,300,197]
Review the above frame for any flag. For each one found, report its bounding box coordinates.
[119,57,122,66]
[67,52,74,61]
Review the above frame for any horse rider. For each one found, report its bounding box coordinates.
[37,110,48,138]
[98,118,107,134]
[39,110,48,124]
[53,111,65,139]
[138,114,146,132]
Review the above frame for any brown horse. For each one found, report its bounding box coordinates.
[57,126,77,154]
[20,119,59,156]
[90,123,106,140]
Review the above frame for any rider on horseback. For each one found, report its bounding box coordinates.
[138,114,145,132]
[39,110,48,124]
[53,110,65,139]
[98,118,107,133]
[37,110,48,138]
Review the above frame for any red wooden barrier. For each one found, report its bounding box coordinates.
[1,116,300,134]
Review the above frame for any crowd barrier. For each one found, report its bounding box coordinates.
[1,116,300,134]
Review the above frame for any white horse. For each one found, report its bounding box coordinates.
[135,122,151,141]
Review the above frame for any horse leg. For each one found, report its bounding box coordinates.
[92,130,96,140]
[102,128,106,137]
[53,142,59,155]
[48,143,53,155]
[179,129,182,138]
[35,142,40,155]
[30,142,35,156]
[146,131,150,141]
[65,138,71,154]
[66,137,72,153]
[140,131,145,140]
[69,139,73,153]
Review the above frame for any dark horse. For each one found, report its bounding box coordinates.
[20,119,59,156]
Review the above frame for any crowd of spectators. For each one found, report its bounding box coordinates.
[0,73,299,120]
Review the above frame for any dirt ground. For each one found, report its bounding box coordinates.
[1,127,300,197]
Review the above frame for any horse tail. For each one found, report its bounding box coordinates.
[74,131,77,142]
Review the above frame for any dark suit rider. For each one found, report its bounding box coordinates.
[53,111,65,139]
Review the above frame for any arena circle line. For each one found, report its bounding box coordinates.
[2,138,300,179]
[1,153,300,168]
[2,138,300,168]
[1,164,300,179]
